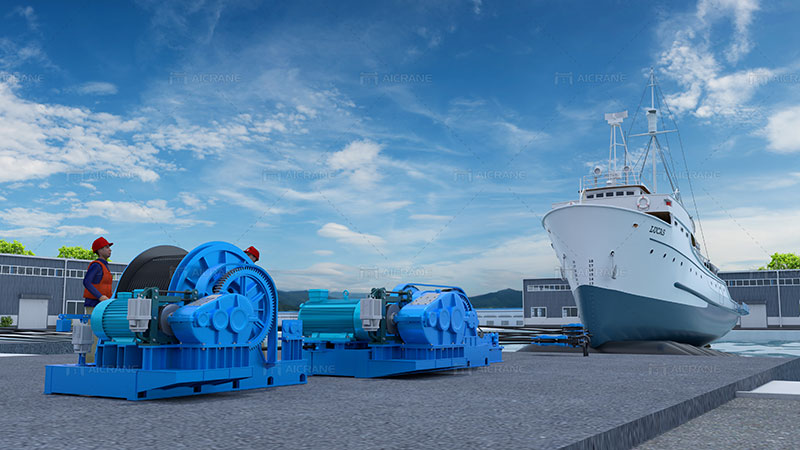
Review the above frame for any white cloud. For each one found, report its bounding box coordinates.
[657,0,769,120]
[328,139,382,171]
[762,106,800,154]
[74,199,212,226]
[216,189,288,216]
[178,192,204,209]
[410,214,450,221]
[271,234,560,294]
[313,249,333,256]
[317,222,386,248]
[0,81,162,183]
[0,225,108,242]
[0,209,105,239]
[496,121,550,150]
[9,6,39,31]
[703,206,800,270]
[270,262,358,291]
[696,0,759,63]
[0,207,63,228]
[472,0,482,15]
[55,225,107,236]
[75,81,118,96]
[327,139,385,188]
[0,226,50,238]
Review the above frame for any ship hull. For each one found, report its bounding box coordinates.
[574,285,739,347]
[543,202,743,348]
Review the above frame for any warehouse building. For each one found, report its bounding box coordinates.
[0,253,126,329]
[523,269,800,329]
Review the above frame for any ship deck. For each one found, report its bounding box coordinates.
[2,351,798,449]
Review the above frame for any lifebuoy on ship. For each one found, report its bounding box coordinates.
[637,195,650,210]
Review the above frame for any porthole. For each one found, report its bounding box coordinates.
[663,253,667,258]
[680,262,683,266]
[672,258,675,262]
[649,249,654,254]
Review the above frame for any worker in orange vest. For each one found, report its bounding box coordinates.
[244,246,260,263]
[82,237,113,364]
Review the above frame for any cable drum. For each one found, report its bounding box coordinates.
[114,245,188,295]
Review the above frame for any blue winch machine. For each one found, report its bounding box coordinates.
[299,283,502,377]
[44,241,307,400]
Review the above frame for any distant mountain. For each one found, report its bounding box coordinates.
[277,291,308,311]
[468,289,522,309]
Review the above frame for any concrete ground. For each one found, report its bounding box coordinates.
[0,330,71,354]
[1,352,798,449]
[637,397,800,449]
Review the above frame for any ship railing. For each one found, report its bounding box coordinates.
[581,171,641,190]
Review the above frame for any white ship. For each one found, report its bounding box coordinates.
[542,69,748,347]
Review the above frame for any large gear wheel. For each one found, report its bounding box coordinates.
[213,265,277,349]
[168,241,251,296]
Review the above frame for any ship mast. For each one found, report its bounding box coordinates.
[631,68,678,198]
[604,110,630,185]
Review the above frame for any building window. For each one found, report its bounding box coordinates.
[1,265,8,274]
[55,269,63,277]
[527,285,535,292]
[501,320,509,326]
[530,307,547,318]
[66,300,85,315]
[562,307,579,318]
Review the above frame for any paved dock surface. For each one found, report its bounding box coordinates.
[0,330,71,354]
[636,397,800,449]
[1,352,798,449]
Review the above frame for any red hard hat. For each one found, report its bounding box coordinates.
[92,237,113,253]
[244,246,260,261]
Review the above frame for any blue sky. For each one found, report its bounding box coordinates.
[1,0,799,295]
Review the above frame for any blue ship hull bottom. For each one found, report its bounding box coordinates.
[574,285,739,348]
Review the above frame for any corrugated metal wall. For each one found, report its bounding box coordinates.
[0,254,126,319]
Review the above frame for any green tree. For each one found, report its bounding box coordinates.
[759,253,800,270]
[57,245,97,261]
[0,239,34,255]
